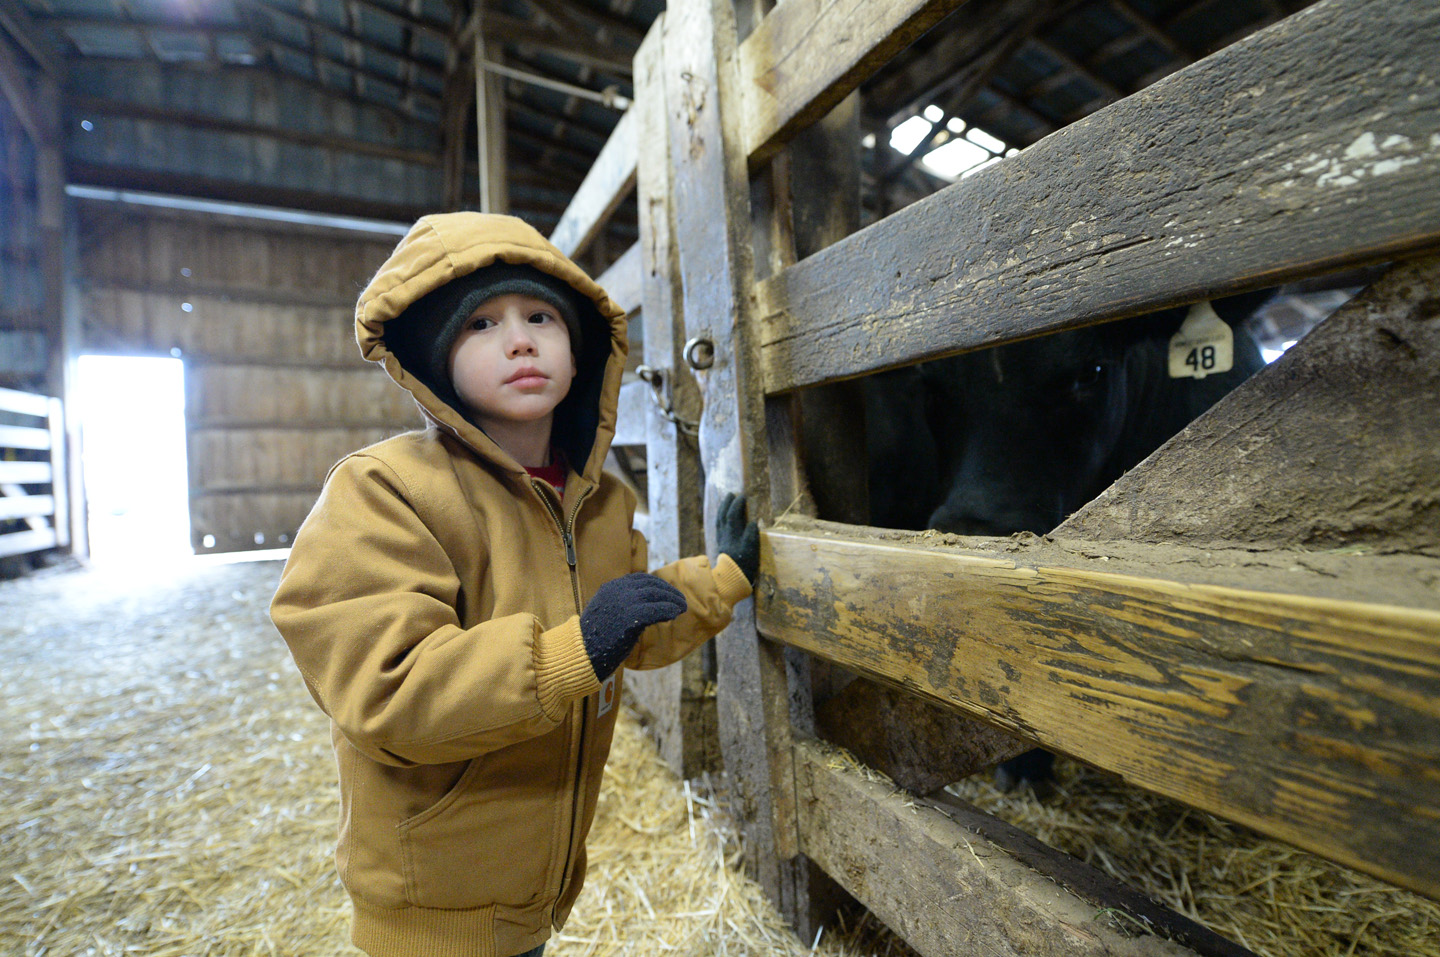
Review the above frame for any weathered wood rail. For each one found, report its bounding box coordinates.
[561,0,1440,951]
[0,387,68,560]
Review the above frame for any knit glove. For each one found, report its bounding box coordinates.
[579,573,688,681]
[716,493,760,586]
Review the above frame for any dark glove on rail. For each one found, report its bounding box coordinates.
[579,573,688,681]
[716,492,760,586]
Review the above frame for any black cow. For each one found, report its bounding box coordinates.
[865,293,1270,793]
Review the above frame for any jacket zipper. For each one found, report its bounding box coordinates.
[534,479,591,925]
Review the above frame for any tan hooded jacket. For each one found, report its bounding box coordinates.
[270,213,751,957]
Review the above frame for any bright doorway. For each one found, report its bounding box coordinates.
[76,355,191,565]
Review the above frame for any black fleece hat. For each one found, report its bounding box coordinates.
[386,262,586,403]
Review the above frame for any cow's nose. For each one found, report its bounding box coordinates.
[927,506,1018,537]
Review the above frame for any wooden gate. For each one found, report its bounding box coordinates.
[0,387,67,561]
[554,1,1440,948]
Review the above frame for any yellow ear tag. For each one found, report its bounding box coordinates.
[1168,301,1234,380]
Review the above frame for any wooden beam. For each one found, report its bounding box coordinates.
[1061,255,1440,554]
[524,0,646,48]
[613,380,647,447]
[68,95,440,166]
[66,161,426,224]
[759,517,1440,899]
[0,425,52,451]
[627,19,715,778]
[484,11,633,77]
[549,106,637,258]
[738,0,969,167]
[240,0,445,79]
[662,0,812,920]
[0,528,58,559]
[0,494,55,522]
[757,0,1440,393]
[0,462,52,484]
[0,2,63,78]
[476,18,508,216]
[595,239,641,316]
[0,34,44,143]
[919,788,1256,957]
[795,738,1209,957]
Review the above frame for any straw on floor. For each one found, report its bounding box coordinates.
[0,559,906,956]
[2,557,1434,956]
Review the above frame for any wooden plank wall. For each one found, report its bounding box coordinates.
[73,203,408,553]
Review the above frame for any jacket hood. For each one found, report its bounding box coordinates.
[356,213,628,482]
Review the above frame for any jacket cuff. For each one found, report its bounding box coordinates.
[714,553,755,604]
[534,616,600,721]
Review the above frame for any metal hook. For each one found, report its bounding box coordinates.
[635,365,700,436]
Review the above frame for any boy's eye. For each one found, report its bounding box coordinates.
[469,317,495,331]
[528,311,555,324]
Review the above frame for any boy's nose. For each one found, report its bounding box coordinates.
[505,325,539,356]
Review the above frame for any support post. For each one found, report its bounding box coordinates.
[629,20,716,776]
[474,13,508,214]
[658,0,811,928]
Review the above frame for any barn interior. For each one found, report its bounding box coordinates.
[3,0,1439,955]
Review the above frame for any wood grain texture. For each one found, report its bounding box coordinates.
[549,107,638,259]
[662,0,813,917]
[1061,255,1440,555]
[795,739,1201,957]
[759,518,1440,898]
[737,0,968,165]
[629,20,717,779]
[757,0,1440,392]
[595,240,642,317]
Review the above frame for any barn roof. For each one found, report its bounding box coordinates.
[3,0,1311,253]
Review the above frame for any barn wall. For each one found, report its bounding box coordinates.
[0,62,58,398]
[73,202,409,553]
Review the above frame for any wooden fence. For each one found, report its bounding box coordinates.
[0,387,68,560]
[550,0,1440,951]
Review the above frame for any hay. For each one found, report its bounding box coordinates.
[0,559,907,956]
[943,759,1440,957]
[5,557,1431,957]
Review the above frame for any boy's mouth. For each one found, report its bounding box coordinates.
[504,367,548,386]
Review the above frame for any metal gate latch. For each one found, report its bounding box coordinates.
[635,365,700,436]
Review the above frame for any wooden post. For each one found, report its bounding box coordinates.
[629,20,717,776]
[657,0,815,929]
[474,14,508,215]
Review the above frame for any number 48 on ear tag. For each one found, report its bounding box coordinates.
[1168,301,1234,380]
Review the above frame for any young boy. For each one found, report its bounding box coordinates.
[270,212,758,957]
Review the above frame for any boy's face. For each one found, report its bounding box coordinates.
[447,292,577,432]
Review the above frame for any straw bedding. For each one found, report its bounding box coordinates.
[0,559,904,956]
[1,557,1433,956]
[942,759,1440,957]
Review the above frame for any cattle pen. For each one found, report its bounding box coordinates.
[547,0,1440,954]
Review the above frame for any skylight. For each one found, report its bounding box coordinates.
[884,106,1017,182]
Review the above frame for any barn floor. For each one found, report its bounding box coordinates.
[0,557,910,956]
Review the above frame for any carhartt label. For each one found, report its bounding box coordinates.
[598,673,616,716]
[1168,301,1234,379]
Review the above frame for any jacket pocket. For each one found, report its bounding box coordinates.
[396,740,564,909]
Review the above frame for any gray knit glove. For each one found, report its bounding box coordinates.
[716,493,760,585]
[579,573,687,681]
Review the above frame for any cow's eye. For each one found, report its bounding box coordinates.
[1072,363,1105,394]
